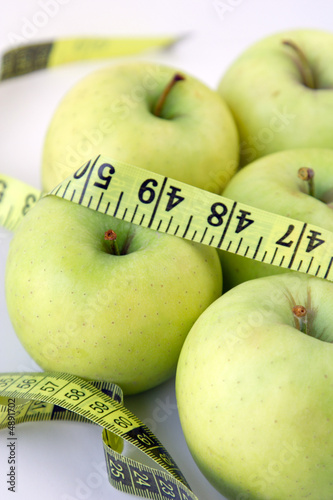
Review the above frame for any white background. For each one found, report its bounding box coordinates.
[0,1,332,499]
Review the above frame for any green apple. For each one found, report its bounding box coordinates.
[217,29,333,166]
[176,271,333,500]
[219,148,333,290]
[5,195,222,395]
[41,61,239,194]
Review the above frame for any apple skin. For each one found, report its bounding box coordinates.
[219,148,333,290]
[41,61,239,194]
[5,196,222,395]
[217,29,333,166]
[176,272,333,500]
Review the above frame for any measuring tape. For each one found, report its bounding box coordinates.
[1,153,333,281]
[0,35,178,80]
[0,371,197,499]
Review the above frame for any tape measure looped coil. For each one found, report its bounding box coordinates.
[0,371,197,500]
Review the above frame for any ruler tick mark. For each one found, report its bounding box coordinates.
[165,216,173,233]
[324,257,333,279]
[306,256,314,273]
[61,180,71,198]
[253,236,262,260]
[288,223,307,269]
[148,177,168,228]
[78,156,100,205]
[104,201,110,214]
[131,205,138,223]
[217,201,237,248]
[182,216,193,238]
[113,192,123,217]
[200,227,207,243]
[235,237,243,254]
[96,192,104,211]
[270,248,278,264]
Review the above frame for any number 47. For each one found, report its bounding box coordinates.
[276,225,325,252]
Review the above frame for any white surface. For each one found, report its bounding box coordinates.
[0,1,332,499]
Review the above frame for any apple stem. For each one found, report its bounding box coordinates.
[153,73,185,117]
[298,167,315,197]
[292,305,308,335]
[282,39,316,89]
[104,229,120,256]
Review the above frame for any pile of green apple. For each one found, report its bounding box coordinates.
[5,27,333,500]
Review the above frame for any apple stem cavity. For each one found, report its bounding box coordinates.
[153,73,185,117]
[298,167,315,197]
[282,39,316,89]
[292,304,308,335]
[104,229,120,256]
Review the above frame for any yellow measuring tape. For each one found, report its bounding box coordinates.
[0,371,195,499]
[0,35,178,80]
[1,154,333,280]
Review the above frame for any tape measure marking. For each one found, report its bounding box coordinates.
[0,174,42,232]
[44,154,333,281]
[0,372,196,499]
[1,155,333,280]
[0,36,179,80]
